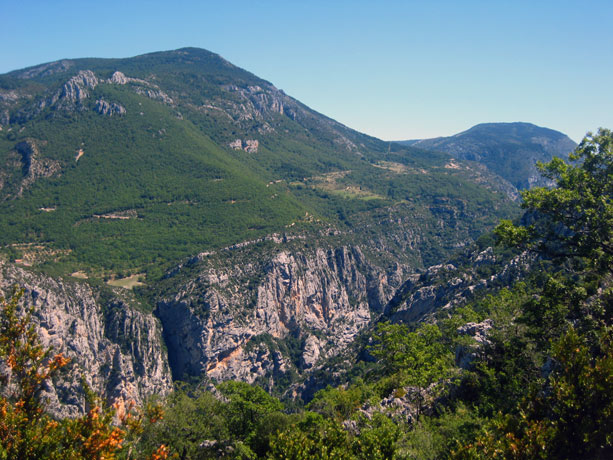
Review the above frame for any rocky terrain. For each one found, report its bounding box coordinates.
[156,239,406,388]
[385,246,532,324]
[0,260,172,416]
[0,225,531,414]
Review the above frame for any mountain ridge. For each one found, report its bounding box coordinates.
[397,121,577,190]
[0,47,517,276]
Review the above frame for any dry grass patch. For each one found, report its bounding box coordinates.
[107,274,145,289]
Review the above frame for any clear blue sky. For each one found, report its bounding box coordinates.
[2,0,612,142]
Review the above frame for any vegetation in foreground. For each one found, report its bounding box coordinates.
[0,129,611,458]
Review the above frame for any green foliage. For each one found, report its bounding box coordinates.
[217,381,284,450]
[402,405,485,460]
[137,387,229,459]
[450,130,613,458]
[268,419,352,460]
[369,322,453,388]
[307,379,375,421]
[0,288,167,460]
[452,328,613,460]
[540,327,613,458]
[268,413,401,460]
[0,49,517,277]
[496,128,613,271]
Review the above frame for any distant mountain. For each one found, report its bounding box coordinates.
[398,122,577,190]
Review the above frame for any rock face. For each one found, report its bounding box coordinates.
[0,260,172,417]
[9,68,172,123]
[385,247,532,324]
[43,70,99,111]
[94,99,126,116]
[358,385,437,426]
[134,87,174,105]
[228,139,259,153]
[109,71,130,85]
[156,242,406,388]
[0,49,527,405]
[455,319,493,369]
[14,139,61,195]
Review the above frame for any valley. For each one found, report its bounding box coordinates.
[1,48,606,459]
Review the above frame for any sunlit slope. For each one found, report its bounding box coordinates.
[0,48,518,273]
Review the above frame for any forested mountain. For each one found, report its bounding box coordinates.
[0,48,516,274]
[399,122,577,190]
[1,48,609,459]
[0,48,519,402]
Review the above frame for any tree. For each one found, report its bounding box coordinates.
[369,322,453,388]
[453,129,613,458]
[0,287,168,459]
[452,327,613,460]
[495,128,613,271]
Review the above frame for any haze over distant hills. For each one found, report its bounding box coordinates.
[398,122,577,190]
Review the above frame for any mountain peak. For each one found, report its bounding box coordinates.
[401,122,577,190]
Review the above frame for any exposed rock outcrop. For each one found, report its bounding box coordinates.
[109,71,130,85]
[0,260,172,417]
[157,243,406,388]
[22,69,101,117]
[385,248,532,324]
[14,139,61,194]
[94,99,126,116]
[358,384,438,427]
[455,319,493,369]
[52,70,99,108]
[244,139,259,153]
[134,87,174,105]
[229,139,259,153]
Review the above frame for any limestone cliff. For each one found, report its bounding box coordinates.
[0,260,172,417]
[156,240,407,390]
[385,247,532,324]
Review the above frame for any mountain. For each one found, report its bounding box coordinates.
[0,48,522,409]
[0,48,516,276]
[398,122,577,190]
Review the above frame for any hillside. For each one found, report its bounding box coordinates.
[399,122,577,190]
[0,48,609,459]
[0,48,517,277]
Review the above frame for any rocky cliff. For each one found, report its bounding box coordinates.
[156,238,407,391]
[385,246,532,324]
[0,260,172,417]
[0,235,533,410]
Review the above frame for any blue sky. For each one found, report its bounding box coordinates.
[2,0,612,142]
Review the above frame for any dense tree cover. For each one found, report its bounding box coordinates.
[449,128,613,459]
[369,322,453,387]
[496,128,613,270]
[0,52,517,277]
